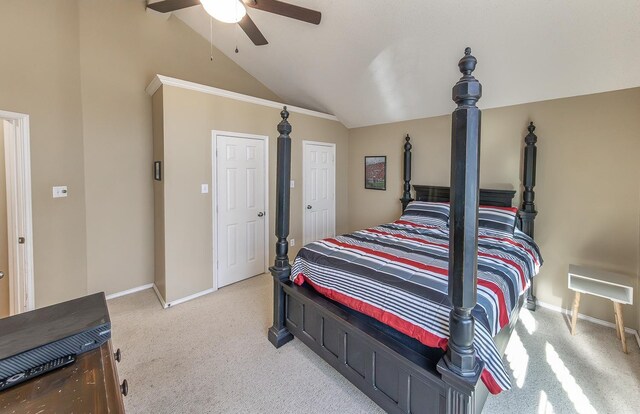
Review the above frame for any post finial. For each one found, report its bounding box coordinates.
[525,121,537,145]
[277,106,292,136]
[453,47,481,105]
[404,134,412,150]
[458,47,477,76]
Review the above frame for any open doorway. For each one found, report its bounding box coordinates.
[0,110,34,317]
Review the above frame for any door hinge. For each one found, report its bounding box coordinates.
[18,237,25,244]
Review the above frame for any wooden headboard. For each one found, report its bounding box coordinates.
[413,185,516,208]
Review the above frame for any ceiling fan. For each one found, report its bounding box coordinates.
[147,0,321,46]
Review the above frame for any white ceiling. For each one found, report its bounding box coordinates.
[173,0,640,128]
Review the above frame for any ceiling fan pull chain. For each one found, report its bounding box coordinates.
[210,16,214,61]
[235,1,240,53]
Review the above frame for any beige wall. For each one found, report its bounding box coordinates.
[152,90,166,300]
[157,85,348,302]
[0,0,280,307]
[0,122,7,317]
[78,0,280,296]
[0,0,88,307]
[349,88,640,330]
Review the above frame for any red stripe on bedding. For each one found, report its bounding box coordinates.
[480,251,527,293]
[366,228,449,249]
[324,238,448,277]
[477,279,509,328]
[479,234,540,268]
[479,205,519,213]
[397,218,540,271]
[365,228,513,326]
[394,219,441,229]
[293,272,502,395]
[481,369,503,395]
[371,228,527,287]
[293,273,449,351]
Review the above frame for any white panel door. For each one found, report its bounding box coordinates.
[303,142,336,245]
[216,135,266,287]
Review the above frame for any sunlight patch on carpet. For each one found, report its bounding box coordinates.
[504,330,529,388]
[545,342,597,414]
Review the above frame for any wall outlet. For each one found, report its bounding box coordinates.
[52,186,68,198]
[290,239,295,247]
[290,180,295,188]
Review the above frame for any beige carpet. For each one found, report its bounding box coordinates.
[108,274,640,413]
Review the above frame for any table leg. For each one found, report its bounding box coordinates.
[571,291,581,335]
[613,302,628,354]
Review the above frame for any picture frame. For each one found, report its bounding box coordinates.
[364,156,386,190]
[154,161,162,181]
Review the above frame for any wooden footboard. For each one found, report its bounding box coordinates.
[283,281,448,414]
[283,280,525,413]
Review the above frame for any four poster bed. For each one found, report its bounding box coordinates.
[267,48,541,414]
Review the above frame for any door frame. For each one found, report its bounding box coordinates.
[211,131,269,290]
[0,110,35,315]
[302,140,336,246]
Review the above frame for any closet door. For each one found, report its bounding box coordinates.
[216,134,266,287]
[303,141,336,245]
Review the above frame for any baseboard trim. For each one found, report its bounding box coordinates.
[105,283,153,300]
[537,300,640,349]
[152,284,168,309]
[152,284,215,309]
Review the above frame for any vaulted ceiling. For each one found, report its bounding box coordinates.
[169,0,640,128]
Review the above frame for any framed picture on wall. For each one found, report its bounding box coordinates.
[364,156,386,190]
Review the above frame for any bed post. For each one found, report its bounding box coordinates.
[521,121,538,310]
[436,48,483,414]
[400,134,414,212]
[267,106,294,348]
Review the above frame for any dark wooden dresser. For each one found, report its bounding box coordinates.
[0,340,126,413]
[0,293,127,413]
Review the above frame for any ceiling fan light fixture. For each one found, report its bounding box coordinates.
[201,0,247,24]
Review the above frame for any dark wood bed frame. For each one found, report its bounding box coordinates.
[267,48,539,414]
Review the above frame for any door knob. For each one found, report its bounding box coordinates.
[0,271,4,280]
[306,205,312,210]
[257,212,264,217]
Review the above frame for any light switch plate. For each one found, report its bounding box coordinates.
[290,180,295,188]
[201,184,209,194]
[52,186,68,198]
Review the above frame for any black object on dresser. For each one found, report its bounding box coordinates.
[0,292,111,390]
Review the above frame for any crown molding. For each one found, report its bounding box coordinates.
[146,74,340,122]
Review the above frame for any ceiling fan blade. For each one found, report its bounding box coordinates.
[146,0,201,13]
[243,0,321,25]
[238,14,268,46]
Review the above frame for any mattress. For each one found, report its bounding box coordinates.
[291,215,542,394]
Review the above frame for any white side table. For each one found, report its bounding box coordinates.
[568,264,634,353]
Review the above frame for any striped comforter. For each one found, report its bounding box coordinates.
[290,216,542,394]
